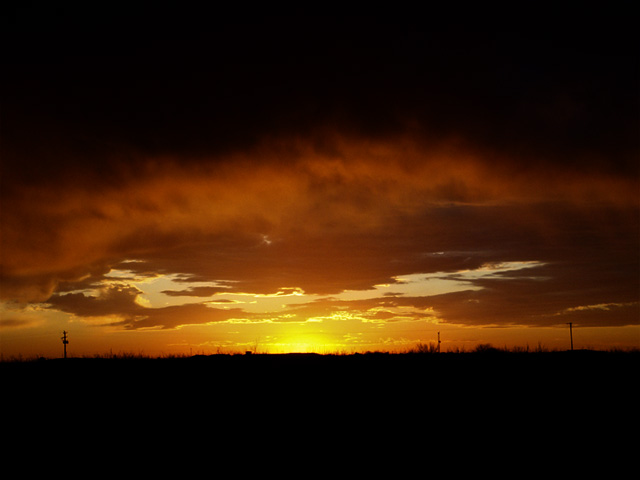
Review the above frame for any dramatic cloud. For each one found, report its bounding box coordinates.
[2,134,638,331]
[1,11,638,351]
[3,137,636,297]
[46,283,244,330]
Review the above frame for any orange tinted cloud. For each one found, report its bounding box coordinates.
[2,18,638,352]
[46,283,245,330]
[1,135,637,310]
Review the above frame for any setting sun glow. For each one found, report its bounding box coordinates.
[1,13,638,359]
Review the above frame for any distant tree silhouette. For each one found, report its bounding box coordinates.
[474,343,501,354]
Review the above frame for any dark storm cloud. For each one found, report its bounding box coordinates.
[46,283,245,330]
[281,253,639,328]
[48,283,144,318]
[420,258,640,327]
[2,9,637,180]
[1,8,638,331]
[110,197,638,328]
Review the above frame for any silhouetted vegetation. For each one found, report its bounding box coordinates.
[3,348,637,423]
[2,344,638,363]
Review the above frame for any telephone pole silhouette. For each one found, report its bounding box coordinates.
[566,323,573,351]
[61,331,69,359]
[437,331,441,353]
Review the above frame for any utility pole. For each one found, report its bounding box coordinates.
[566,323,573,351]
[61,330,69,359]
[437,331,441,353]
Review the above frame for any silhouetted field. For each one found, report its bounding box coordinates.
[3,350,637,400]
[3,350,637,461]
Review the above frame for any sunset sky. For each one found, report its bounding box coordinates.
[1,7,638,357]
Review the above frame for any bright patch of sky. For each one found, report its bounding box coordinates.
[115,260,545,313]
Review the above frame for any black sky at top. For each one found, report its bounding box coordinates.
[2,6,638,184]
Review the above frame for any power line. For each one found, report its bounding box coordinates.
[61,330,69,359]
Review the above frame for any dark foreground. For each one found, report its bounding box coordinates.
[2,351,637,470]
[3,350,637,400]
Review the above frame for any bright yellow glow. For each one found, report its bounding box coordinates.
[263,331,338,353]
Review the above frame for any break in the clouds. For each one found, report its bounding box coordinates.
[1,11,638,344]
[5,140,637,329]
